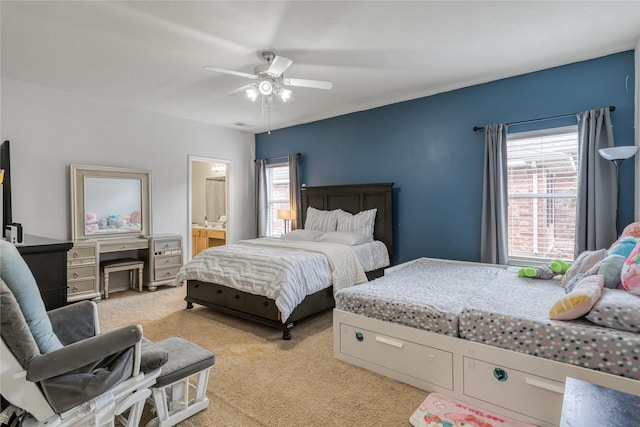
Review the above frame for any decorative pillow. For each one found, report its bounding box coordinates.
[336,208,377,238]
[585,288,640,333]
[620,241,640,295]
[0,240,63,353]
[317,231,372,246]
[0,279,41,366]
[549,275,604,320]
[607,236,639,259]
[280,229,325,242]
[610,222,640,248]
[584,254,626,289]
[304,207,339,232]
[561,249,606,286]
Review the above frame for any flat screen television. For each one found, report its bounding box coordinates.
[70,164,152,241]
[1,140,12,233]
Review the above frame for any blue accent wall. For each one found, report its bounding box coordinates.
[256,51,636,264]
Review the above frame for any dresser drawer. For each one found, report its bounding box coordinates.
[100,239,148,253]
[154,254,182,268]
[463,357,564,424]
[68,278,97,295]
[339,324,453,390]
[68,246,95,260]
[68,265,95,280]
[154,239,181,253]
[154,266,181,281]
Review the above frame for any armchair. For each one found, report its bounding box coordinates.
[0,240,165,426]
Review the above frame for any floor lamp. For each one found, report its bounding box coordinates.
[598,146,639,236]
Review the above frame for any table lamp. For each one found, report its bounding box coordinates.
[277,209,292,234]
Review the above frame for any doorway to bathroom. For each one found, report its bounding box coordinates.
[189,156,230,259]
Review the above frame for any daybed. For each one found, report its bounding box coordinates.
[178,183,393,339]
[333,257,640,427]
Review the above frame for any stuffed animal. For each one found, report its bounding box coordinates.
[518,259,572,280]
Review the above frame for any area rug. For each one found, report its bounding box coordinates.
[410,393,536,427]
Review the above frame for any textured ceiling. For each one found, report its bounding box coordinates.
[2,1,639,133]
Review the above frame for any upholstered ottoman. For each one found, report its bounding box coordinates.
[143,337,215,427]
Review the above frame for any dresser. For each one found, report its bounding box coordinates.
[147,234,183,290]
[17,234,73,310]
[67,240,100,303]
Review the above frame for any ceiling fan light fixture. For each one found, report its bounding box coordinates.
[277,87,292,102]
[246,87,259,102]
[258,80,273,96]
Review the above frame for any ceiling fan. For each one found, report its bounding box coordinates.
[204,51,333,104]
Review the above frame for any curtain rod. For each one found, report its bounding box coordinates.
[472,105,615,132]
[255,152,301,162]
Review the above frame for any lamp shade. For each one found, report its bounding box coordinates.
[277,209,292,220]
[598,146,639,161]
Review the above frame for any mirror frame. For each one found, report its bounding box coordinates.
[70,164,152,241]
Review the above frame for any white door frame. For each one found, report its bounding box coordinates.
[187,155,231,260]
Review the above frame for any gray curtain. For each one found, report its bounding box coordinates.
[288,154,301,230]
[480,124,509,265]
[255,159,268,237]
[575,108,616,254]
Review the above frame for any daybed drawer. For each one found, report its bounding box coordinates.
[463,357,564,425]
[339,324,453,390]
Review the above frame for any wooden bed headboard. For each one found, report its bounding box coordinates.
[300,183,394,259]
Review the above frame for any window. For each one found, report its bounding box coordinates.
[266,163,290,237]
[507,125,578,263]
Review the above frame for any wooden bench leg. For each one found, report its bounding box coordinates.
[138,267,143,292]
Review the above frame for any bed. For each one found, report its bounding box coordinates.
[179,183,393,339]
[333,257,640,426]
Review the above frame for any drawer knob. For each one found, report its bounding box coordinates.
[73,272,79,278]
[72,252,79,258]
[493,368,508,382]
[355,332,364,342]
[72,286,78,293]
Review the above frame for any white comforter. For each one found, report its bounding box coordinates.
[175,238,368,322]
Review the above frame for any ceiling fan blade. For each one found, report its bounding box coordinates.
[267,56,293,76]
[204,66,259,80]
[283,78,333,90]
[225,83,256,96]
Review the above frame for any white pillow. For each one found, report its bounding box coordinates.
[304,207,338,232]
[281,229,325,241]
[317,231,372,245]
[336,208,377,238]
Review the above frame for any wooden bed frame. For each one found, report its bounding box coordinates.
[185,182,394,340]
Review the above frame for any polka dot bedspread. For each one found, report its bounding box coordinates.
[335,258,640,380]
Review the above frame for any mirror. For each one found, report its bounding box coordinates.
[70,164,152,241]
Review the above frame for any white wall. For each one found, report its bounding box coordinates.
[0,78,256,247]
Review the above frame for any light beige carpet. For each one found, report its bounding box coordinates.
[98,286,426,426]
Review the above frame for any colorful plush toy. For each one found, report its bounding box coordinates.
[549,259,571,275]
[518,259,572,280]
